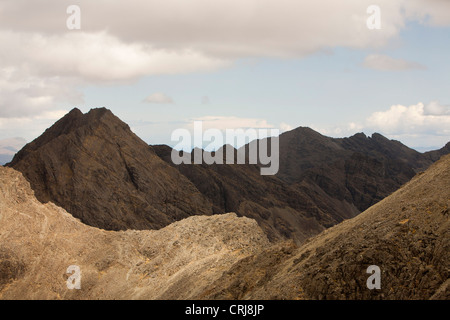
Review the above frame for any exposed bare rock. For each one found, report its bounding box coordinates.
[0,166,269,300]
[204,154,450,300]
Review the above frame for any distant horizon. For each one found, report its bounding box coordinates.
[1,106,447,165]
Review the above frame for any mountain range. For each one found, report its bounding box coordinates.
[6,108,449,244]
[1,146,448,299]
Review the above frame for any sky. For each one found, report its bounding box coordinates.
[0,0,449,152]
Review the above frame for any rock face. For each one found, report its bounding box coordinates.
[202,155,450,300]
[0,166,269,299]
[7,108,212,231]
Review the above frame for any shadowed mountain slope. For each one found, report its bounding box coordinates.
[8,108,326,243]
[159,126,448,235]
[272,128,446,224]
[7,108,212,231]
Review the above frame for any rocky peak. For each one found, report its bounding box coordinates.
[7,108,212,231]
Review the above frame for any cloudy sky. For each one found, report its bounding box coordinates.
[0,0,449,151]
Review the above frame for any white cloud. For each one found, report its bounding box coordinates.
[0,30,227,119]
[0,0,449,120]
[365,102,450,135]
[0,31,228,82]
[0,64,83,118]
[0,111,70,142]
[363,54,425,71]
[143,93,174,104]
[189,116,275,131]
[2,1,450,60]
[423,101,450,116]
[280,122,294,132]
[315,101,450,149]
[402,0,450,27]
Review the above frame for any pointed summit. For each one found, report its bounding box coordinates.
[8,108,212,231]
[10,108,124,159]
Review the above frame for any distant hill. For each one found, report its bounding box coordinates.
[0,137,26,165]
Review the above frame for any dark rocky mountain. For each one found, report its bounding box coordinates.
[148,122,449,240]
[272,128,444,223]
[7,108,449,244]
[424,141,450,162]
[193,126,449,230]
[7,108,212,231]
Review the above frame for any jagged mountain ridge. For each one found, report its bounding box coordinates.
[158,124,448,231]
[7,107,449,243]
[273,127,446,222]
[8,108,328,243]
